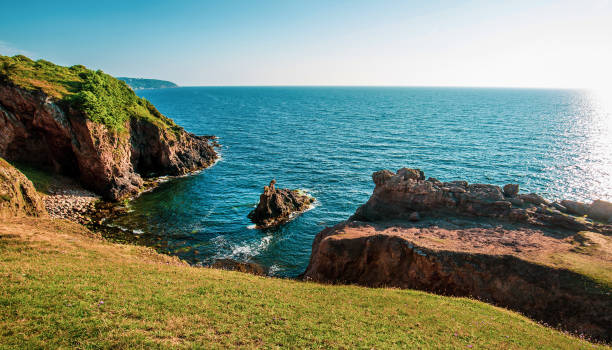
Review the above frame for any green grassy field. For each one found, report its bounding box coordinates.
[0,218,607,349]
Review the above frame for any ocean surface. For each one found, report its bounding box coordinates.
[107,87,612,277]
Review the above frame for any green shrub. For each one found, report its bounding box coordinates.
[0,54,178,132]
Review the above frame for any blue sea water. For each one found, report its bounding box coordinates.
[108,87,612,277]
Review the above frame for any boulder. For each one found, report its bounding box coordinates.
[503,184,519,197]
[519,193,550,206]
[588,200,612,223]
[248,180,315,228]
[409,211,420,222]
[561,200,589,216]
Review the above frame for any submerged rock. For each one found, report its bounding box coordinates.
[248,180,314,229]
[211,259,267,276]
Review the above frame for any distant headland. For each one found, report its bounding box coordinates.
[116,77,178,90]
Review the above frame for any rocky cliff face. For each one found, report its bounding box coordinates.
[304,168,612,341]
[0,82,217,201]
[353,168,612,233]
[0,158,46,218]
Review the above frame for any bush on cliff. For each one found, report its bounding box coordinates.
[0,54,177,131]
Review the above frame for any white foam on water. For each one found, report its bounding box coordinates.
[212,234,273,261]
[268,264,281,276]
[156,176,170,183]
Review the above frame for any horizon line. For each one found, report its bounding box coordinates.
[170,84,591,90]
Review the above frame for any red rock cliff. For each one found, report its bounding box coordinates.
[303,168,612,341]
[0,81,217,201]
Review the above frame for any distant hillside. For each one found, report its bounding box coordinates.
[116,77,178,89]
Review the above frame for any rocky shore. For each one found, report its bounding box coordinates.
[304,168,612,341]
[43,186,99,224]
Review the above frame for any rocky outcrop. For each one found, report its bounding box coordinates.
[0,81,217,201]
[0,158,47,218]
[248,180,315,229]
[211,259,267,276]
[352,168,612,234]
[303,221,612,341]
[304,168,612,341]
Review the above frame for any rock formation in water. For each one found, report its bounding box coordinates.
[211,259,267,276]
[303,168,612,341]
[0,158,47,218]
[0,55,217,201]
[248,179,315,229]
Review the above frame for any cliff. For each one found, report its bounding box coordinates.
[304,168,612,341]
[0,157,46,218]
[0,55,217,200]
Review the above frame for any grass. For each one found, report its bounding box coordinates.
[0,54,178,132]
[9,163,57,194]
[0,218,607,349]
[550,231,612,290]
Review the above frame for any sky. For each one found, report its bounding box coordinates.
[1,0,611,88]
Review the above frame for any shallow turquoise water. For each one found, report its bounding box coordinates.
[108,87,612,277]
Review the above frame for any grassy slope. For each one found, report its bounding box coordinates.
[549,231,612,289]
[0,54,178,131]
[0,218,607,349]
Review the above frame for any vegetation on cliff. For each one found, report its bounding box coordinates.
[0,54,217,200]
[117,77,178,90]
[0,54,177,131]
[0,218,607,349]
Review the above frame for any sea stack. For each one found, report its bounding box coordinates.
[248,179,314,229]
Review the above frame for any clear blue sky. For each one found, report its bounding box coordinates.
[1,0,611,88]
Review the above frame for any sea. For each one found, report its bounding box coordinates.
[106,87,612,277]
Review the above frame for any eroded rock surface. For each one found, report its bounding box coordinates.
[352,168,612,233]
[0,82,217,201]
[0,158,47,218]
[304,168,612,341]
[248,180,314,229]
